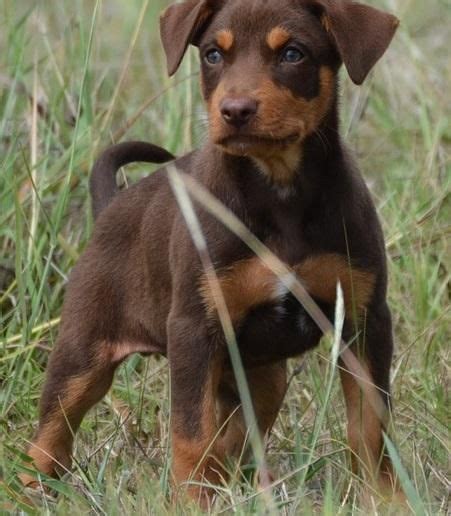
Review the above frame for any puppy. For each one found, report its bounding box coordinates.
[22,0,401,508]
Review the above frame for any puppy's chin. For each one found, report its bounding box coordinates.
[218,140,264,157]
[215,133,301,157]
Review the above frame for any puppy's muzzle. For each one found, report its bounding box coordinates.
[220,97,258,128]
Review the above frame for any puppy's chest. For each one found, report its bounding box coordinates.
[249,203,313,265]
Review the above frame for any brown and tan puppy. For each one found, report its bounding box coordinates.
[22,0,402,508]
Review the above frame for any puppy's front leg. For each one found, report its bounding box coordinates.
[341,302,403,501]
[168,314,224,508]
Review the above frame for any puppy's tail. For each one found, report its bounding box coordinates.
[90,141,175,220]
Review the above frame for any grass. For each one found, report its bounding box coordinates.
[0,0,449,513]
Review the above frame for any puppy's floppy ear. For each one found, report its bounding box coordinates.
[160,0,214,76]
[311,0,399,85]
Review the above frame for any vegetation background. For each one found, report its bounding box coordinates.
[0,0,449,513]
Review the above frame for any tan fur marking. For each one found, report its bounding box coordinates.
[266,26,291,50]
[20,426,73,486]
[216,29,234,51]
[256,66,335,140]
[110,341,160,363]
[200,254,375,325]
[321,14,331,33]
[208,81,227,141]
[293,254,376,316]
[171,432,225,509]
[252,144,303,186]
[340,364,399,495]
[199,257,279,322]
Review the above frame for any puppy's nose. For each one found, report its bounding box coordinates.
[220,97,258,127]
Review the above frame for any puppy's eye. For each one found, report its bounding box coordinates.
[281,47,304,64]
[205,49,223,65]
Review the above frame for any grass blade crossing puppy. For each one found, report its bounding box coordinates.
[22,0,402,508]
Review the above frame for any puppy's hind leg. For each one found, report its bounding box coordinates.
[20,333,120,486]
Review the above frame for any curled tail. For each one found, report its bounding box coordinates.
[90,141,175,219]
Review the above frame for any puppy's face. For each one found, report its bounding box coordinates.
[161,0,398,167]
[198,2,338,158]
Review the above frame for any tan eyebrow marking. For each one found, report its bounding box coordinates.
[321,15,331,33]
[267,26,291,50]
[216,29,234,51]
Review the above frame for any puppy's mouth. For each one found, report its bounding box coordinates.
[217,133,300,156]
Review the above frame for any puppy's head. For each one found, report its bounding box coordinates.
[160,0,398,163]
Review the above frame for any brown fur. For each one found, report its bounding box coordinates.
[24,0,402,508]
[218,362,287,459]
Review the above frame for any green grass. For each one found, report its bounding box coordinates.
[0,0,449,513]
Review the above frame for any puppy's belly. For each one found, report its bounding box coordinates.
[237,295,327,367]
